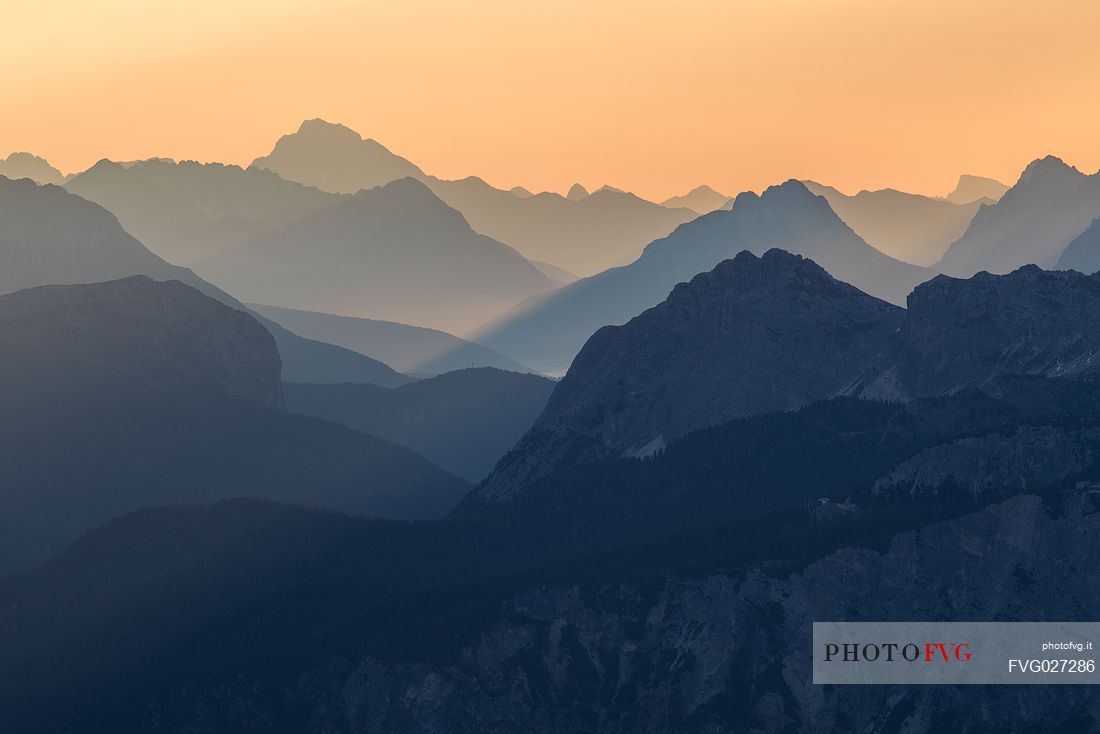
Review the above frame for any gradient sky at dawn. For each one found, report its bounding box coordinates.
[3,0,1099,200]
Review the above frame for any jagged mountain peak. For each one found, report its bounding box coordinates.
[0,152,65,186]
[295,118,363,141]
[474,250,903,502]
[1018,155,1081,184]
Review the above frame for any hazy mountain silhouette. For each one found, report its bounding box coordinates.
[423,179,698,275]
[286,368,556,481]
[936,156,1100,276]
[660,184,731,214]
[474,250,904,501]
[509,185,533,198]
[566,182,589,200]
[479,254,1100,503]
[252,118,424,193]
[0,175,408,386]
[529,260,578,286]
[250,120,697,275]
[0,276,466,572]
[65,158,339,265]
[251,303,532,376]
[943,173,1009,204]
[1056,217,1100,273]
[476,179,930,374]
[200,177,554,334]
[802,181,982,266]
[6,371,1100,731]
[0,152,65,185]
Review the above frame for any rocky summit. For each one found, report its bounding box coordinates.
[474,249,904,503]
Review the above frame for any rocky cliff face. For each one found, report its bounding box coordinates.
[888,266,1100,399]
[0,276,283,410]
[478,257,1100,506]
[160,493,1100,733]
[474,249,903,502]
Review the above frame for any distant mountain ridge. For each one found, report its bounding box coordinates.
[660,184,731,214]
[1056,217,1100,274]
[199,177,554,334]
[943,173,1009,204]
[286,368,556,481]
[936,156,1100,276]
[0,152,65,185]
[253,118,424,193]
[803,180,983,266]
[0,276,467,572]
[0,174,408,386]
[251,304,532,376]
[250,119,697,275]
[475,179,931,374]
[474,252,1100,504]
[65,157,340,266]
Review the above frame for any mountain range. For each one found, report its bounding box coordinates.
[474,249,903,501]
[942,173,1009,204]
[0,276,467,573]
[660,184,732,214]
[199,177,554,334]
[250,120,697,275]
[0,152,66,185]
[477,250,1100,504]
[0,174,407,386]
[5,363,1099,731]
[1056,216,1100,274]
[65,158,339,265]
[285,368,556,481]
[803,180,984,266]
[251,304,530,376]
[936,156,1100,276]
[475,179,931,374]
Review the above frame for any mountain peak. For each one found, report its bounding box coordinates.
[566,183,589,201]
[474,249,903,503]
[252,120,423,195]
[944,174,1009,204]
[1019,155,1080,184]
[0,152,65,186]
[295,118,363,142]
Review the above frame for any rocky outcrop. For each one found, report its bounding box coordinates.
[885,266,1100,399]
[478,259,1100,505]
[473,249,904,502]
[872,425,1100,496]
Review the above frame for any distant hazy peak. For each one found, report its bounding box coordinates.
[596,184,625,194]
[509,185,533,198]
[944,174,1009,205]
[0,152,66,185]
[566,183,589,201]
[659,184,730,215]
[252,119,424,194]
[1019,155,1081,184]
[294,118,364,142]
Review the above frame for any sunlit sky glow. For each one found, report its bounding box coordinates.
[3,0,1099,200]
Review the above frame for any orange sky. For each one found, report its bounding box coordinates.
[2,0,1099,201]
